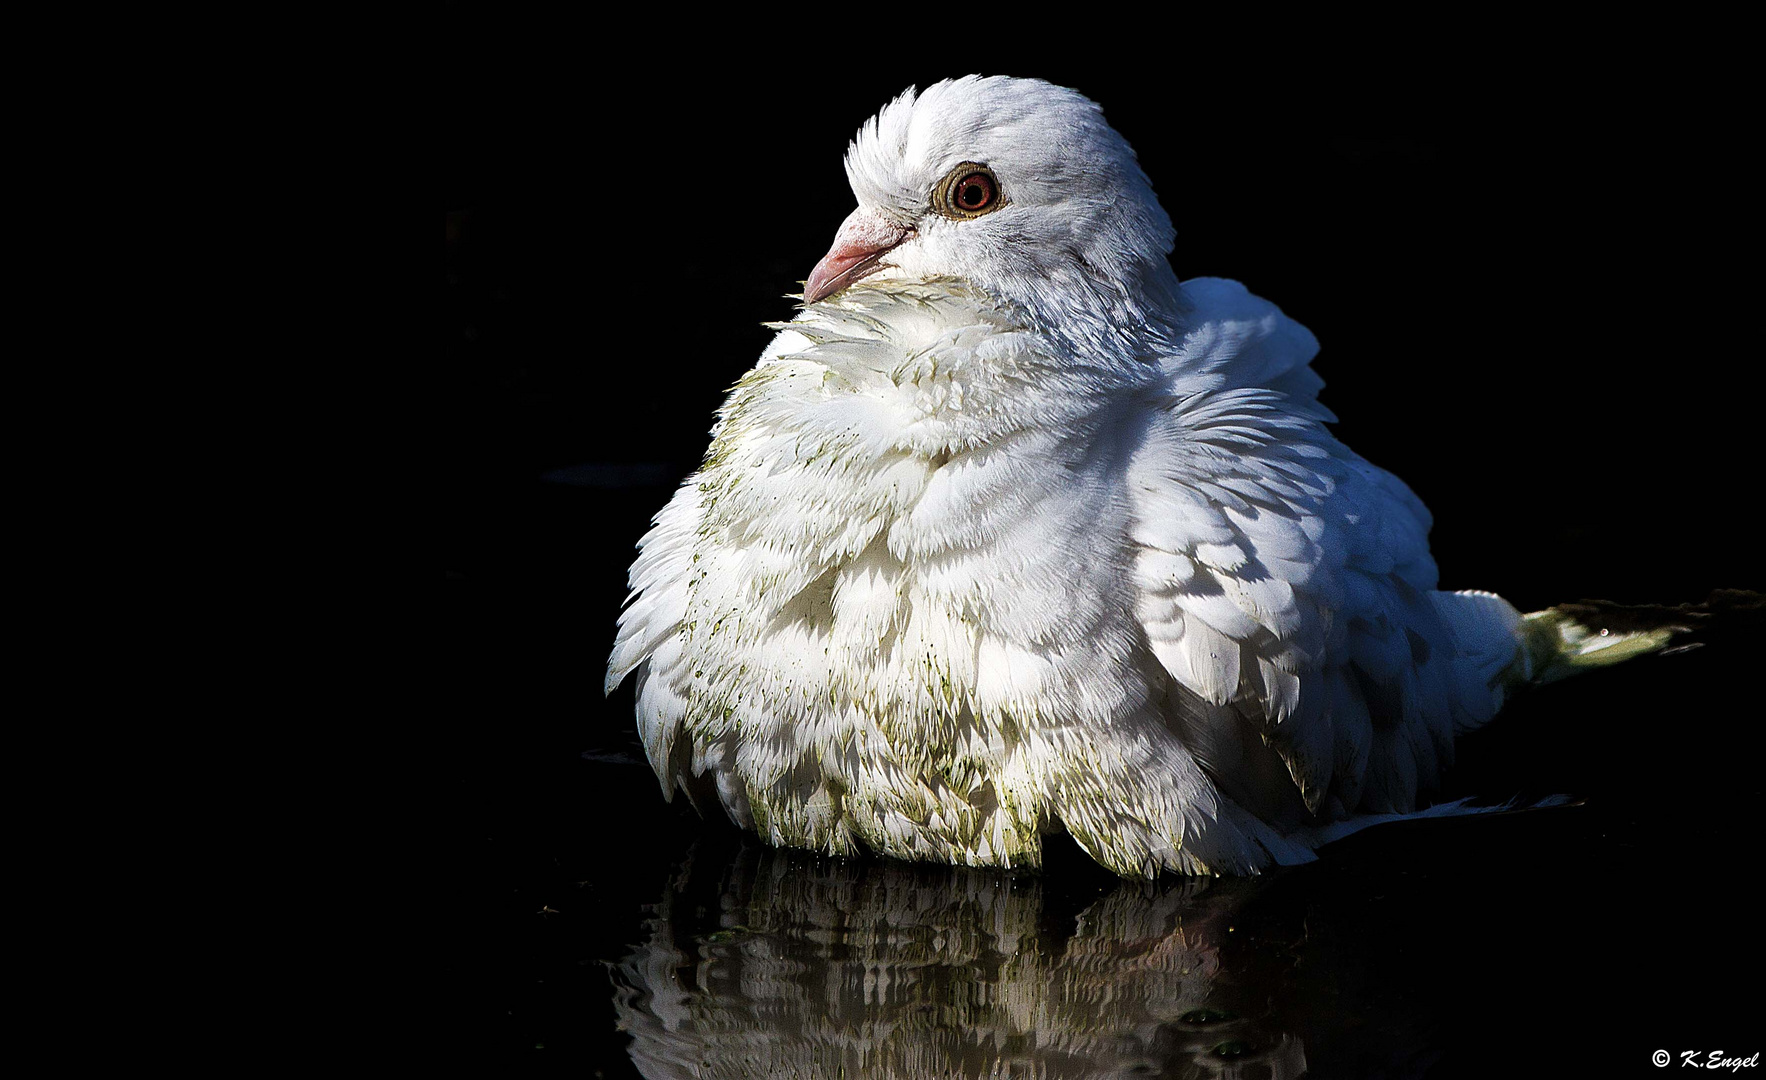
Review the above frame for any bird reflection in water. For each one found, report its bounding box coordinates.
[611,841,1310,1079]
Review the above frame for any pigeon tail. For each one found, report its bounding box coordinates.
[1516,598,1709,686]
[1291,795,1578,852]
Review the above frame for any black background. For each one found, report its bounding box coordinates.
[442,49,1760,1075]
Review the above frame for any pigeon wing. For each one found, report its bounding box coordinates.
[1131,280,1508,823]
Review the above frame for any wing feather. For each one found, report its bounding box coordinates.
[1132,279,1508,819]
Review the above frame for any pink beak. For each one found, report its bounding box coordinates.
[803,209,913,304]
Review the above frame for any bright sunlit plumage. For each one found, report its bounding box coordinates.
[605,77,1668,877]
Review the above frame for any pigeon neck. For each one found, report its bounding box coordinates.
[1010,259,1191,363]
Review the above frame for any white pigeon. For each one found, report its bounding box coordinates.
[605,76,1670,877]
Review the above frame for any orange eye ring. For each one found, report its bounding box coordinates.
[937,162,1004,219]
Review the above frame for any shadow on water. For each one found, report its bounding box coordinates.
[613,842,1364,1079]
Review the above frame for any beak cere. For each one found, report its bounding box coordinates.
[803,209,913,304]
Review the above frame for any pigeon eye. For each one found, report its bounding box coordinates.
[937,163,1003,219]
[953,173,996,211]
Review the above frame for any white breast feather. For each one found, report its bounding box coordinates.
[608,277,1527,876]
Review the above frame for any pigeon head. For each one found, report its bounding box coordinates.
[804,76,1183,333]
